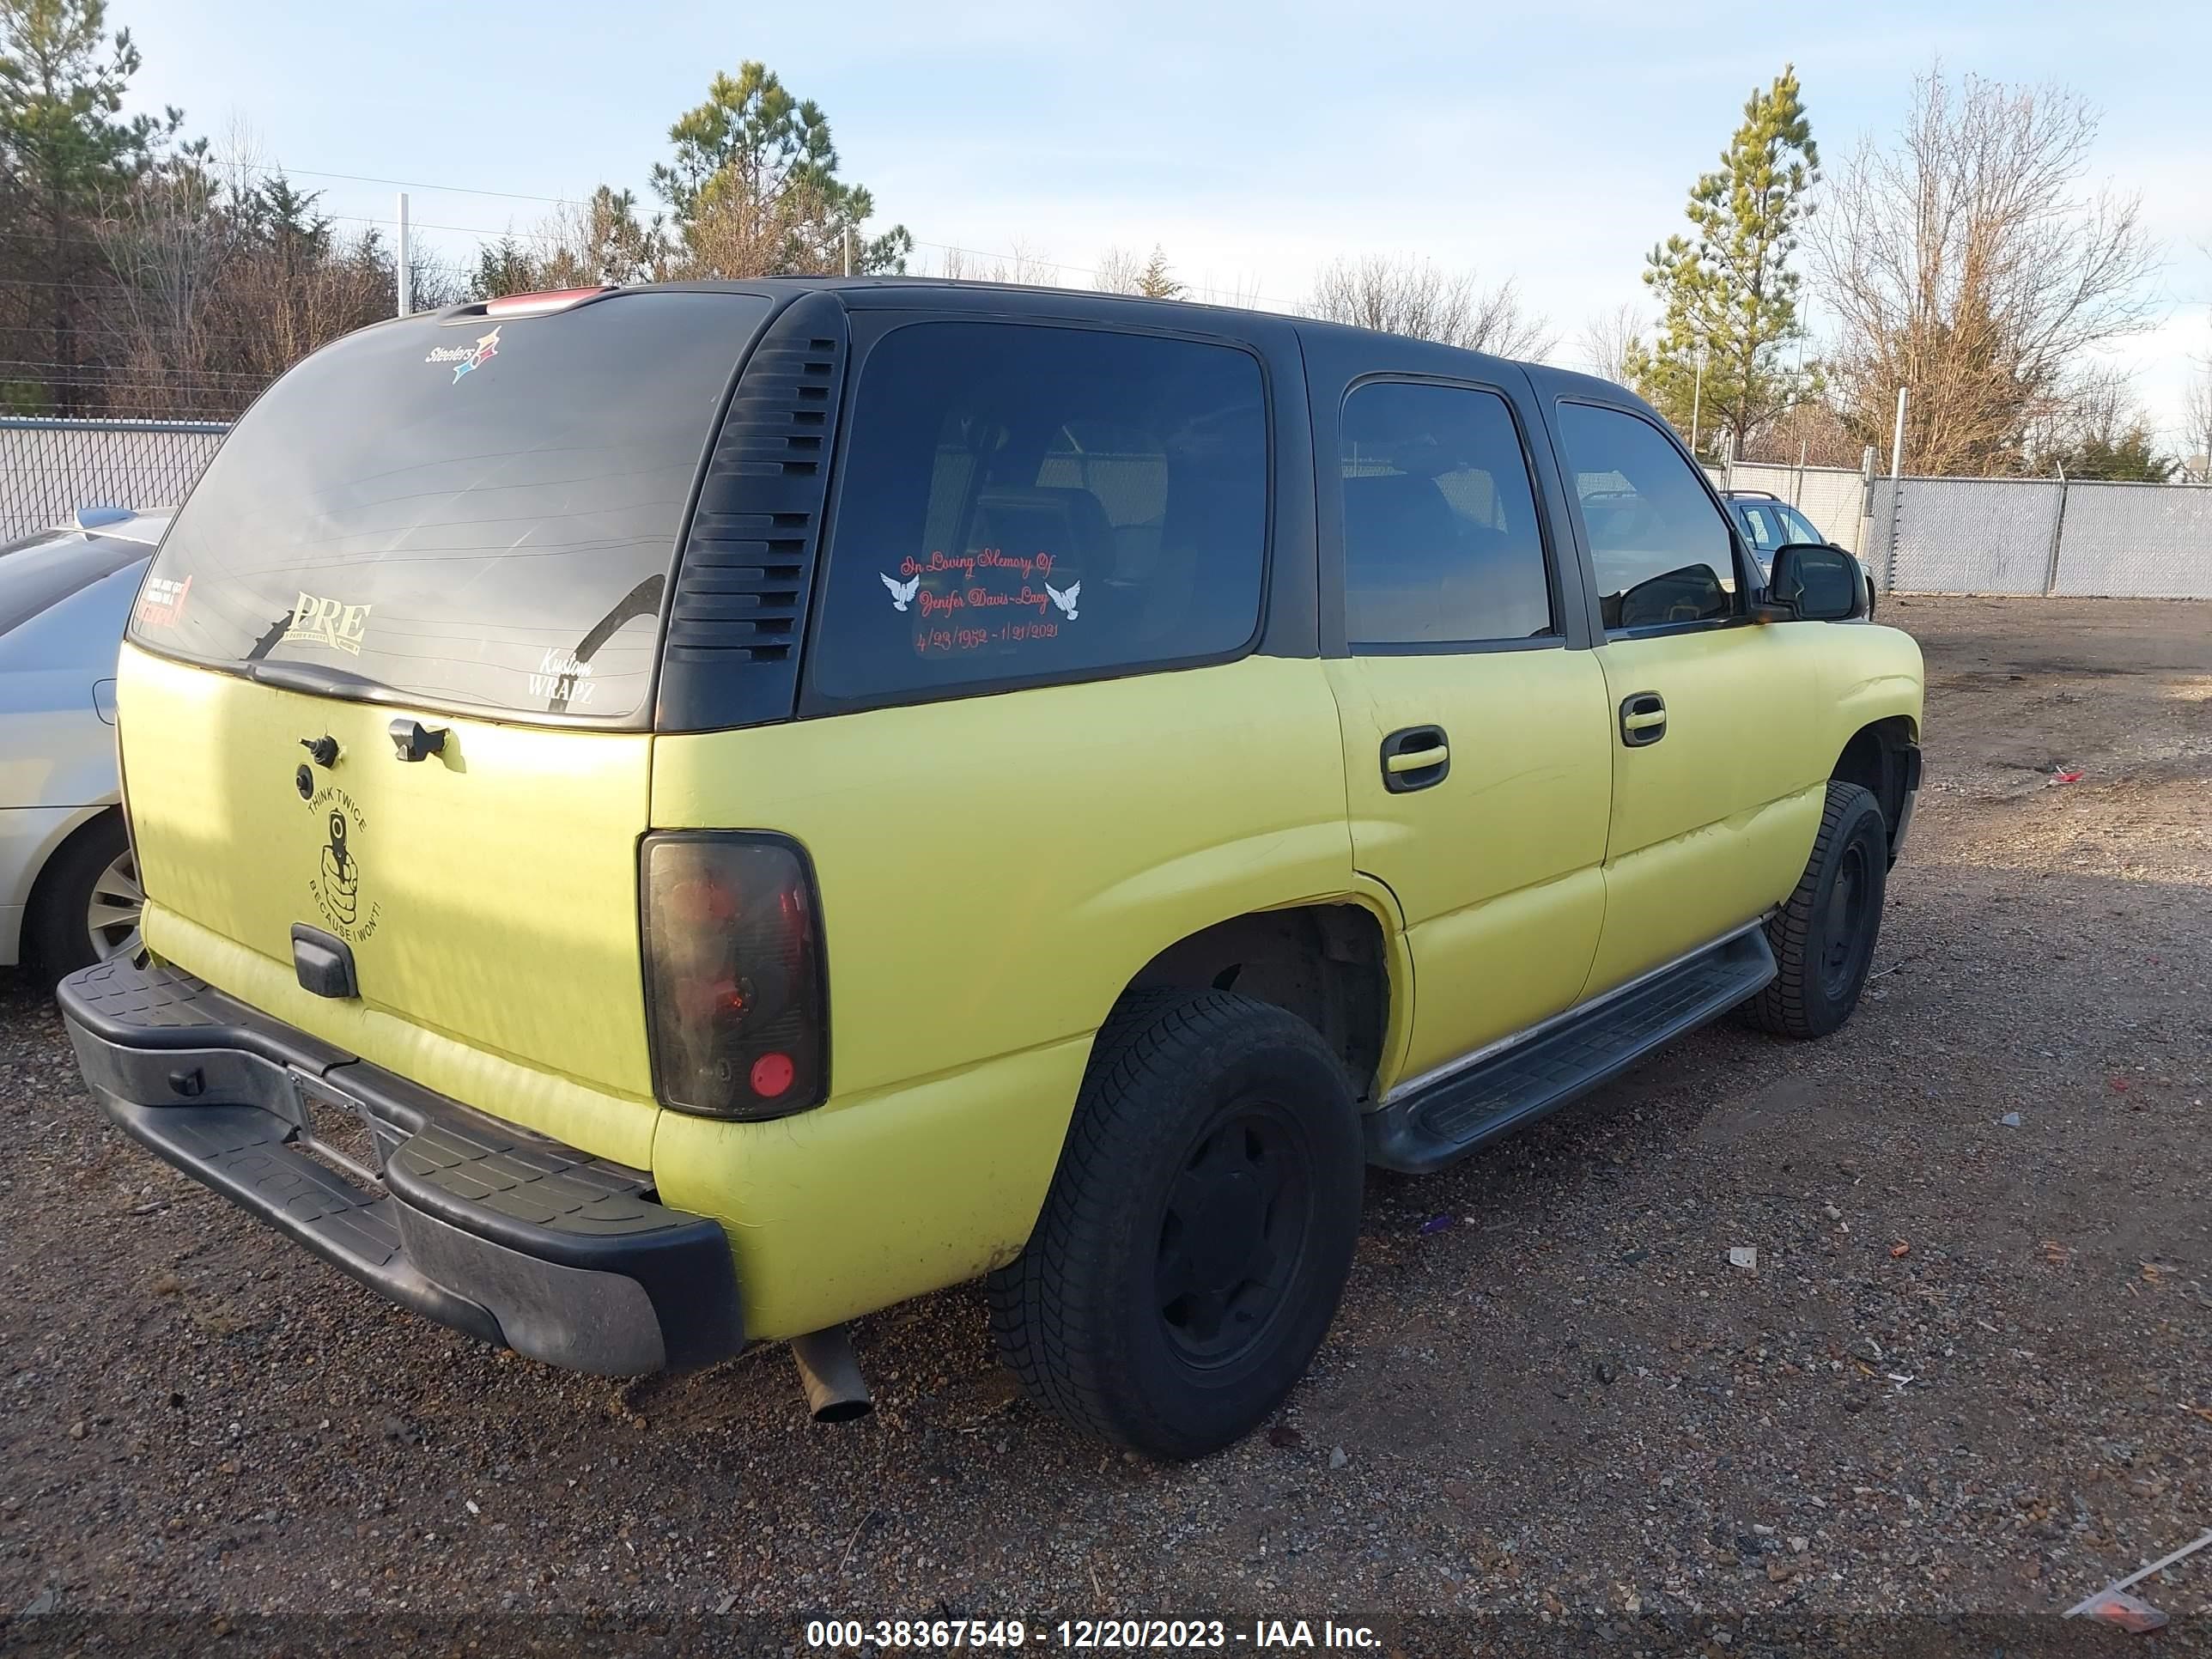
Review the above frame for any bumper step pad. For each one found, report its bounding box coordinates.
[62,956,742,1375]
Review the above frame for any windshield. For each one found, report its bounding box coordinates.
[129,290,769,721]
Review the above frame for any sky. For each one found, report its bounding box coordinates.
[118,0,2212,451]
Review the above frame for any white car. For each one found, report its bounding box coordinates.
[0,507,168,982]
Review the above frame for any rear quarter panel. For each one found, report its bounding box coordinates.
[648,655,1355,1339]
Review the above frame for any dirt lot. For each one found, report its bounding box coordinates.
[2,598,2207,1656]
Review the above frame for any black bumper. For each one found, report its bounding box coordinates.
[59,956,743,1376]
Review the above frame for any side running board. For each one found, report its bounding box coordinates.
[1364,928,1777,1175]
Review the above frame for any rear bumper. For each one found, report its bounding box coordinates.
[59,955,743,1376]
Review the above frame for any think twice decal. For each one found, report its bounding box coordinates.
[423,325,501,384]
[306,786,380,944]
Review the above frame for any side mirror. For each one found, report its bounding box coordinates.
[1760,543,1866,623]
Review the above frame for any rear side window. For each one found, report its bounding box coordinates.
[808,321,1267,702]
[130,291,769,720]
[1556,403,1737,630]
[1340,380,1553,646]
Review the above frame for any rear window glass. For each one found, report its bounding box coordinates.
[130,291,769,720]
[808,321,1267,702]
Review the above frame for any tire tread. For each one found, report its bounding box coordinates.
[988,990,1355,1455]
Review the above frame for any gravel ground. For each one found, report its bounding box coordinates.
[3,597,2207,1656]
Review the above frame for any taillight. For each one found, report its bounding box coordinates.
[641,833,828,1120]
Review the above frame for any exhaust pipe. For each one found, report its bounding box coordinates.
[790,1326,872,1423]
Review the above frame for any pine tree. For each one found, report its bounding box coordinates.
[649,62,908,277]
[0,0,180,410]
[471,234,543,301]
[1626,65,1818,459]
[1133,245,1183,300]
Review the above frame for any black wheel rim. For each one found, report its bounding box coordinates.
[1152,1100,1313,1370]
[1819,839,1873,999]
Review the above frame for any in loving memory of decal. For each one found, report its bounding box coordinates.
[884,548,1082,657]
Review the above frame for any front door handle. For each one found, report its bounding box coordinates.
[1620,691,1667,747]
[1381,725,1450,793]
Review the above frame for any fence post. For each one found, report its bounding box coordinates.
[2043,466,2069,597]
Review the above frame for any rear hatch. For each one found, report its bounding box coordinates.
[118,289,771,1163]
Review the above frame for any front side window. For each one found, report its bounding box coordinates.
[1340,380,1553,647]
[810,321,1268,702]
[1556,403,1737,631]
[1735,501,1784,550]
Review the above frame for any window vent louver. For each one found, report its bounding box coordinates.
[656,291,848,731]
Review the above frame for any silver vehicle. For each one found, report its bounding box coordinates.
[0,507,167,981]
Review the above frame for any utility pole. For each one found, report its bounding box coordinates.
[1690,342,1706,456]
[842,228,853,277]
[396,192,412,317]
[1889,386,1908,478]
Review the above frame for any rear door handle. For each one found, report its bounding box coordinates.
[1620,692,1667,747]
[1381,725,1450,793]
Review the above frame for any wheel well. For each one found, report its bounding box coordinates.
[1123,905,1390,1104]
[23,806,122,919]
[1832,718,1915,843]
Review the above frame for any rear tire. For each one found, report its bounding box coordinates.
[27,813,141,988]
[988,991,1363,1460]
[1747,781,1887,1039]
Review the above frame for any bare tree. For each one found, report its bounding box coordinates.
[535,186,670,288]
[1741,399,1863,467]
[2184,352,2212,483]
[1304,256,1553,358]
[939,240,1058,286]
[1577,302,1644,382]
[1093,246,1142,294]
[1809,68,2160,475]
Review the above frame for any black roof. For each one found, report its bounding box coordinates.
[460,275,1571,379]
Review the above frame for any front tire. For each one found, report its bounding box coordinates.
[1747,781,1887,1038]
[988,991,1364,1460]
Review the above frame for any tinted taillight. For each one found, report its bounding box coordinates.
[641,833,828,1120]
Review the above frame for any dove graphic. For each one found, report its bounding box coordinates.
[880,573,921,611]
[1045,580,1080,620]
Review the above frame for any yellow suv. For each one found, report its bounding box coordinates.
[63,281,1923,1458]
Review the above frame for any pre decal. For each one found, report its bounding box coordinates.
[283,590,371,656]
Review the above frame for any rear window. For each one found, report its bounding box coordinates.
[808,321,1268,703]
[130,291,769,720]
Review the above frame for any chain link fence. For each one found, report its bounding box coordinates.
[1866,475,2212,599]
[1698,455,2212,600]
[1707,459,1869,555]
[0,417,228,542]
